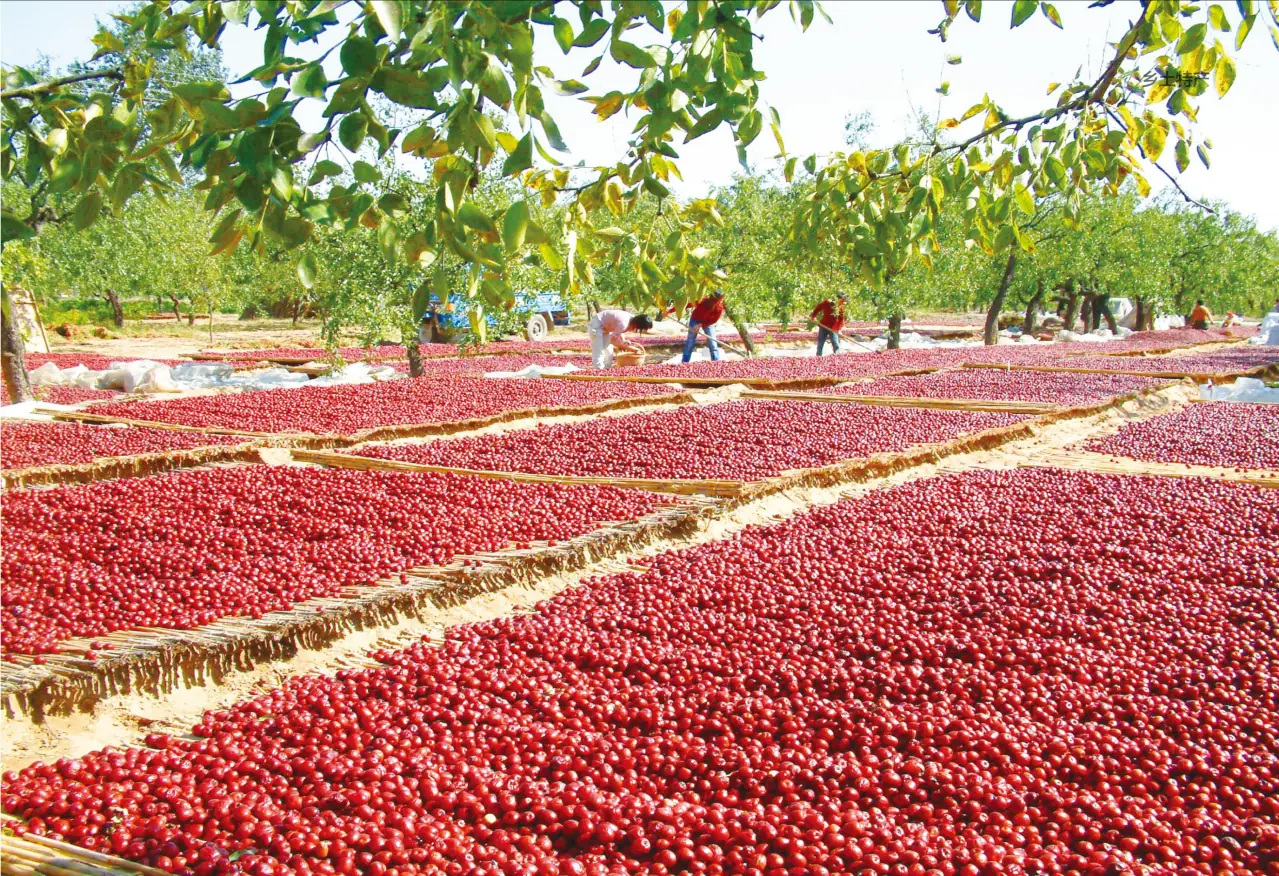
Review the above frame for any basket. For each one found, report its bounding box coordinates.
[613,350,646,367]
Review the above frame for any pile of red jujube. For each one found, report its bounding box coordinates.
[1017,347,1279,376]
[621,349,973,383]
[1092,327,1256,353]
[833,369,1168,405]
[193,346,449,363]
[4,469,1276,875]
[1086,401,1279,470]
[25,353,183,370]
[0,466,669,655]
[391,355,594,376]
[89,378,685,436]
[0,422,247,470]
[1,383,123,405]
[356,400,1026,481]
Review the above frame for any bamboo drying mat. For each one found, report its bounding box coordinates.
[1091,339,1246,358]
[741,389,1063,415]
[292,448,749,497]
[542,372,775,387]
[963,361,1277,382]
[0,497,719,721]
[42,409,312,440]
[1,825,167,876]
[2,440,276,491]
[1022,449,1279,488]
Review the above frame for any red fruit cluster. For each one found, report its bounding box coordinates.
[25,353,183,370]
[622,349,967,383]
[195,346,450,363]
[4,469,1276,875]
[0,466,667,654]
[357,400,1026,481]
[1086,401,1279,470]
[1096,327,1256,353]
[1,422,247,471]
[90,377,685,436]
[1,383,122,405]
[390,355,595,376]
[1026,347,1279,376]
[834,370,1167,406]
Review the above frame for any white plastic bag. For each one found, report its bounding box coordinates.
[134,365,180,393]
[28,362,66,386]
[73,369,107,389]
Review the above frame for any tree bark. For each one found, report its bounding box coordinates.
[1023,278,1044,337]
[2,286,34,403]
[984,250,1018,346]
[1134,297,1145,335]
[1097,292,1119,333]
[406,337,424,377]
[1079,295,1093,333]
[886,313,903,350]
[723,302,756,357]
[292,298,302,327]
[104,288,124,327]
[1061,281,1080,331]
[169,294,182,323]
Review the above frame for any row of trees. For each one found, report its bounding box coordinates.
[3,0,1277,398]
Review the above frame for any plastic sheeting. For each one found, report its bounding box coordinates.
[1248,313,1279,346]
[483,364,582,379]
[1200,377,1279,404]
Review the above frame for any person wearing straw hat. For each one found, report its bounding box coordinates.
[588,308,653,368]
[810,292,848,356]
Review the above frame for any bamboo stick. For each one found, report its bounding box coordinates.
[1022,450,1279,488]
[3,832,170,876]
[963,361,1276,382]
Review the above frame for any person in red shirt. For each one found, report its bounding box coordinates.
[677,291,726,363]
[810,292,848,356]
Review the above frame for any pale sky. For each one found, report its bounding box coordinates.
[3,0,1277,229]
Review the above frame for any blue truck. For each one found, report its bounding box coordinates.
[420,291,571,343]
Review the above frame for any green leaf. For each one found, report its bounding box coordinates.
[412,281,432,320]
[1235,14,1254,49]
[552,17,574,53]
[1208,4,1230,31]
[1196,143,1211,168]
[458,201,495,232]
[371,0,401,42]
[1214,55,1236,96]
[769,106,785,156]
[339,112,368,152]
[48,156,83,193]
[1011,0,1036,27]
[291,63,328,99]
[1043,155,1066,187]
[611,39,657,69]
[308,160,343,184]
[379,192,409,218]
[503,200,530,253]
[1141,122,1167,161]
[352,160,381,183]
[550,79,589,95]
[68,191,102,231]
[401,123,436,155]
[297,252,317,288]
[1040,2,1062,29]
[340,36,378,76]
[1177,22,1207,54]
[539,112,567,152]
[502,132,534,176]
[1175,139,1190,173]
[372,68,439,109]
[1013,183,1035,216]
[946,54,962,65]
[1,211,35,244]
[574,18,611,48]
[965,0,982,21]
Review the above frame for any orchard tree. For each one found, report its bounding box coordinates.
[3,0,1275,400]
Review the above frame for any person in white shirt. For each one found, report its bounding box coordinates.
[588,309,652,368]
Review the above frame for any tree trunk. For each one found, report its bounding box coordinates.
[1023,279,1044,337]
[406,337,424,377]
[169,294,181,323]
[1097,293,1118,333]
[1061,281,1080,331]
[104,288,124,327]
[292,298,302,327]
[984,250,1018,346]
[723,302,756,357]
[886,313,903,350]
[2,286,34,403]
[1079,295,1093,333]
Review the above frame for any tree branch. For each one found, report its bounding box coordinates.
[1,68,124,100]
[1102,107,1216,215]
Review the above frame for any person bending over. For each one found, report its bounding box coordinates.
[672,291,726,364]
[588,308,652,368]
[810,292,848,356]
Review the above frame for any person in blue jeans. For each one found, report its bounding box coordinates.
[810,292,847,356]
[677,291,726,363]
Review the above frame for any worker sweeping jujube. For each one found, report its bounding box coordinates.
[1085,401,1279,469]
[89,377,685,436]
[355,400,1027,481]
[6,469,1274,875]
[1,421,248,470]
[0,466,669,655]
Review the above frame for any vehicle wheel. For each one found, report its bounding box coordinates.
[525,313,550,341]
